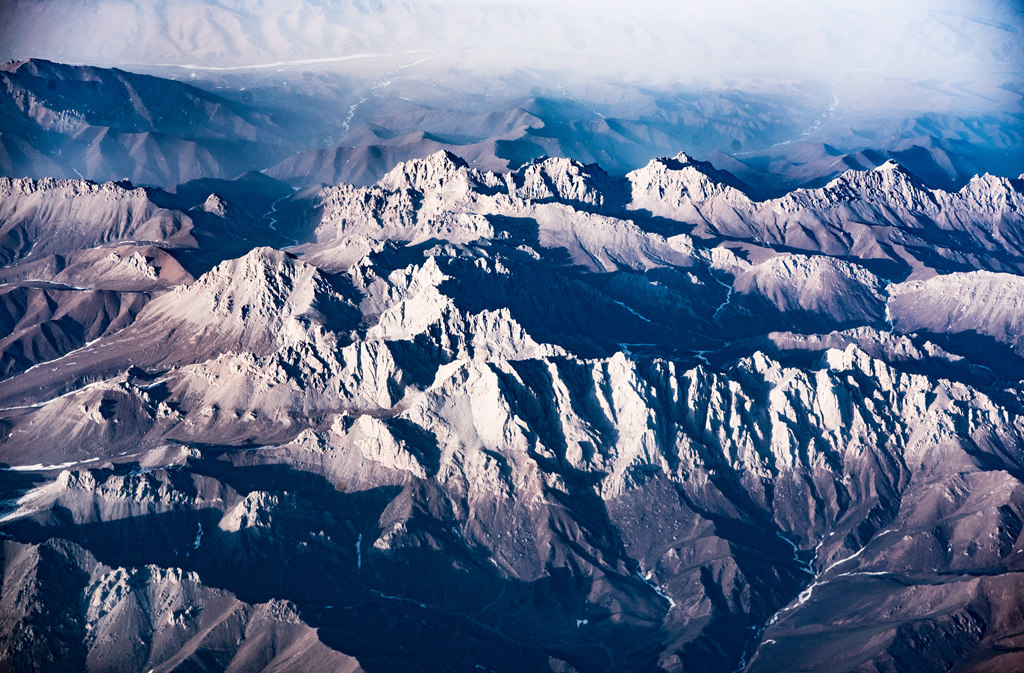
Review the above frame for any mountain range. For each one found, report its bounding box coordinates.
[2,143,1024,672]
[3,58,1022,199]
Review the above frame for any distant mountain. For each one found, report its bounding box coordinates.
[712,111,1024,195]
[0,59,296,186]
[258,82,1024,197]
[2,59,1021,201]
[261,91,825,191]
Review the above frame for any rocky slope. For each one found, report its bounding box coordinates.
[0,59,297,186]
[2,151,1024,672]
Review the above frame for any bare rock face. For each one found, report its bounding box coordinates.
[140,247,351,356]
[726,254,888,333]
[888,271,1024,351]
[0,177,196,265]
[628,154,1024,276]
[0,538,361,673]
[3,150,1024,673]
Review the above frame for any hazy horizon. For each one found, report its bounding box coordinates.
[1,0,1022,191]
[2,1,1021,99]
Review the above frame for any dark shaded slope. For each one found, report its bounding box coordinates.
[0,59,296,186]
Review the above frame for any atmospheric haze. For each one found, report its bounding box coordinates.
[2,1,1021,90]
[2,0,1022,192]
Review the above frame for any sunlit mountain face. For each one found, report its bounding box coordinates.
[1,3,1024,673]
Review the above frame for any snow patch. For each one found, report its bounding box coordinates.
[7,457,100,472]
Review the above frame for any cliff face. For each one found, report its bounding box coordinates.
[2,151,1024,673]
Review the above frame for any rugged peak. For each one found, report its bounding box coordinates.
[198,246,299,286]
[379,150,471,193]
[969,172,1002,184]
[179,247,320,321]
[0,57,112,84]
[632,151,748,191]
[201,193,229,216]
[672,151,697,165]
[828,159,923,192]
[628,151,749,210]
[0,58,57,75]
[656,151,713,172]
[131,246,353,359]
[0,59,28,73]
[874,159,903,172]
[0,175,196,266]
[964,172,1017,195]
[431,149,467,166]
[871,159,923,183]
[632,154,701,179]
[0,176,140,198]
[528,156,586,171]
[513,156,612,207]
